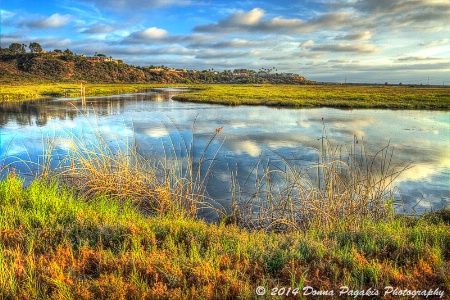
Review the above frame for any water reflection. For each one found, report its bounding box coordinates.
[0,89,448,213]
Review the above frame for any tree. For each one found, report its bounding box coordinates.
[8,43,26,54]
[29,42,43,53]
[63,49,73,55]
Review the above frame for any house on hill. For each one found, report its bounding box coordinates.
[81,55,117,63]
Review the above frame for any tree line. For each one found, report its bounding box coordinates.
[1,42,74,56]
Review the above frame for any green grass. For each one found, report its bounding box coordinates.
[0,174,448,299]
[0,119,449,298]
[0,83,184,102]
[172,84,450,109]
[2,83,449,109]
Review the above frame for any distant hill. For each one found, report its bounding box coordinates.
[0,53,316,85]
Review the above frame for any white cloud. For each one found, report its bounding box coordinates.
[0,9,15,19]
[123,27,169,43]
[227,8,265,26]
[194,8,351,34]
[137,27,168,39]
[28,13,73,28]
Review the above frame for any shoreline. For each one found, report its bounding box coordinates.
[1,83,449,110]
[0,174,448,298]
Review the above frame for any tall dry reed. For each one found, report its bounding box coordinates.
[33,114,224,219]
[230,127,411,232]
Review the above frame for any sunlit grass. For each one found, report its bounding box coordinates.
[0,83,181,101]
[2,83,449,109]
[173,84,450,109]
[0,174,448,299]
[0,115,449,298]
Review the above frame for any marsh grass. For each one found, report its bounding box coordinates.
[0,83,174,102]
[0,173,448,299]
[0,114,449,298]
[172,84,450,109]
[230,128,411,232]
[39,115,226,220]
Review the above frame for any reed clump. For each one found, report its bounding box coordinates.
[230,129,411,232]
[1,119,449,299]
[32,118,222,220]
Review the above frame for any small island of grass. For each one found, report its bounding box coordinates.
[172,84,450,110]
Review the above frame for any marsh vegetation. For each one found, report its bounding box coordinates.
[1,114,449,298]
[0,88,449,298]
[173,84,450,109]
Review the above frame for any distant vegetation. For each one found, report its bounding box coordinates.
[173,84,450,109]
[0,43,315,85]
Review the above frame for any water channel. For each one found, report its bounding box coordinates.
[0,89,448,214]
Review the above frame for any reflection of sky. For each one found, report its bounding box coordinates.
[0,91,449,213]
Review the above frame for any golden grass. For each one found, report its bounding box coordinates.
[0,173,448,299]
[230,128,411,232]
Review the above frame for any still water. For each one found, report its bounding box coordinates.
[0,89,448,213]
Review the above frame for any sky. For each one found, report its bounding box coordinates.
[1,0,449,83]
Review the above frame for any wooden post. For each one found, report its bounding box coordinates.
[81,83,86,107]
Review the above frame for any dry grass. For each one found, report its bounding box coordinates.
[0,115,449,299]
[230,128,411,232]
[27,114,225,220]
[0,174,448,299]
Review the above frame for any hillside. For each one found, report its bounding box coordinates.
[0,53,316,85]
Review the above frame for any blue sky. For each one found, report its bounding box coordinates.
[1,0,449,83]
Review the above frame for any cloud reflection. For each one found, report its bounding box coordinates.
[0,92,448,213]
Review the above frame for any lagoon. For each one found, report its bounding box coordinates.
[0,89,448,214]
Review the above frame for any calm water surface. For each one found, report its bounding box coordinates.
[0,89,448,213]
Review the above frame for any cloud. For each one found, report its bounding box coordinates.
[226,8,265,26]
[194,8,351,33]
[230,140,262,157]
[334,0,450,29]
[136,27,168,39]
[334,31,372,41]
[310,43,378,53]
[79,0,195,10]
[419,38,449,47]
[81,23,115,34]
[123,27,169,43]
[145,128,168,138]
[27,13,73,29]
[211,38,266,49]
[194,8,265,33]
[194,49,255,59]
[261,51,324,61]
[0,9,15,19]
[299,40,314,47]
[395,56,448,62]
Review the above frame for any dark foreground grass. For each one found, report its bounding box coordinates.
[0,174,449,299]
[172,84,450,110]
